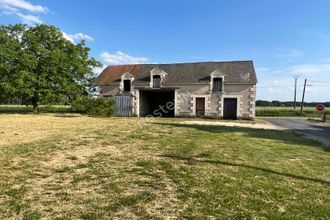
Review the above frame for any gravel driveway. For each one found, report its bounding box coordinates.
[181,120,282,130]
[263,117,330,147]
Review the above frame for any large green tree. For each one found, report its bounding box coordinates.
[0,24,101,112]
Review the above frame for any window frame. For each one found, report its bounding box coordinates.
[212,77,223,92]
[123,79,132,92]
[152,75,161,88]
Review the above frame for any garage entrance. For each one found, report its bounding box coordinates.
[139,89,175,117]
[223,98,237,119]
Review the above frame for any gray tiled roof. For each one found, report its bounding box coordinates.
[95,61,257,85]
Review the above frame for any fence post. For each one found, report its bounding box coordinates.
[323,113,327,123]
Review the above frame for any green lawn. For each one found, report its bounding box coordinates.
[0,114,329,219]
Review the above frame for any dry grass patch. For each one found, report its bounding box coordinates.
[0,114,110,147]
[0,114,329,219]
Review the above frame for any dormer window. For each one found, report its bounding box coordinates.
[212,77,223,92]
[153,75,161,88]
[210,69,225,93]
[120,72,134,93]
[123,79,131,92]
[150,67,168,89]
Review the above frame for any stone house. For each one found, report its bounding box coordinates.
[94,61,257,119]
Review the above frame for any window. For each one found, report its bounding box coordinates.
[153,75,161,88]
[123,79,131,92]
[212,77,223,92]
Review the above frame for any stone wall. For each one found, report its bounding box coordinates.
[99,83,256,119]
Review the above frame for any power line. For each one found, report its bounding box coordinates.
[308,84,330,87]
[308,80,330,83]
[257,85,292,88]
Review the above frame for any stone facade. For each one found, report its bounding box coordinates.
[99,83,256,119]
[95,61,257,119]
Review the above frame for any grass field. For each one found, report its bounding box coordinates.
[256,106,330,117]
[0,114,329,219]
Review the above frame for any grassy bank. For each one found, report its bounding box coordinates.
[0,115,329,219]
[256,106,330,117]
[0,105,72,113]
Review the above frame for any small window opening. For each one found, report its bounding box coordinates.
[123,79,131,92]
[153,75,161,88]
[213,78,223,92]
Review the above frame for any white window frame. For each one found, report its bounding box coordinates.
[191,94,210,116]
[150,67,168,88]
[120,72,134,93]
[221,94,242,118]
[210,69,225,93]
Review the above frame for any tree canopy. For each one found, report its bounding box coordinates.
[0,24,101,112]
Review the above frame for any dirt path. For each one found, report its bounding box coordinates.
[180,120,283,130]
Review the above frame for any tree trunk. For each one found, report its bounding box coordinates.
[32,103,38,113]
[32,94,39,113]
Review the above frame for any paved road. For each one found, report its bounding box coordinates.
[262,117,330,147]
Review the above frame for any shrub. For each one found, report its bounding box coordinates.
[256,107,330,117]
[71,96,115,117]
[0,105,72,113]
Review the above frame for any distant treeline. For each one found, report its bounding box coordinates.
[256,100,330,107]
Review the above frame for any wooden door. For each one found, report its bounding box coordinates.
[114,95,133,116]
[223,98,237,119]
[195,98,205,117]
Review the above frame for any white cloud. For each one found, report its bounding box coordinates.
[14,12,42,24]
[62,32,94,43]
[92,65,105,76]
[0,0,47,13]
[274,49,305,64]
[2,10,42,24]
[1,3,18,12]
[256,60,330,101]
[267,87,283,94]
[65,32,94,43]
[288,63,330,74]
[0,0,47,24]
[276,49,305,59]
[100,51,148,65]
[62,32,74,43]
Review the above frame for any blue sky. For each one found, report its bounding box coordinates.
[1,0,330,101]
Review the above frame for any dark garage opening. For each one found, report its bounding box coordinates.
[139,89,175,117]
[223,98,237,120]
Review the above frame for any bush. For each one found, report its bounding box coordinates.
[0,105,72,113]
[71,96,115,117]
[256,107,330,117]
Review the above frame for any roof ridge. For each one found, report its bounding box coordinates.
[105,60,253,67]
[105,64,143,67]
[96,60,257,85]
[155,60,253,65]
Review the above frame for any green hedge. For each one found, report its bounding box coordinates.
[0,105,72,113]
[256,107,330,117]
[71,96,115,117]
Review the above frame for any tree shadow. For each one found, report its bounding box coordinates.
[287,124,330,148]
[160,154,330,185]
[150,122,330,152]
[263,118,330,148]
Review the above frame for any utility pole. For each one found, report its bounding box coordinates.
[293,75,300,109]
[300,78,307,115]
